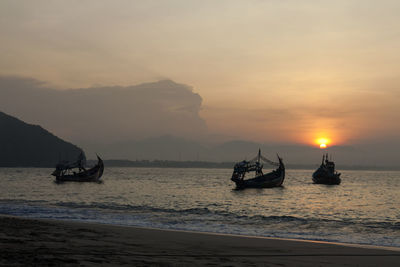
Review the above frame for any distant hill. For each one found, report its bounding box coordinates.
[85,135,321,163]
[0,111,82,167]
[83,135,400,169]
[87,159,400,171]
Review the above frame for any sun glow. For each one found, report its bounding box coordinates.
[316,138,330,149]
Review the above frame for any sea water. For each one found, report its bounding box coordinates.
[0,167,399,247]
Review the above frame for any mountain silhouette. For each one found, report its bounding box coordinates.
[0,111,82,167]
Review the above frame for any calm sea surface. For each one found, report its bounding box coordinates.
[0,167,399,247]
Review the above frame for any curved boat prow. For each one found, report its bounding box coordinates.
[96,155,104,179]
[277,154,284,167]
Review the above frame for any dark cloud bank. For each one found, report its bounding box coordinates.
[0,75,399,167]
[0,76,207,142]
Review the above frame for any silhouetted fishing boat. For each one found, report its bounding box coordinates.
[312,154,341,185]
[52,152,104,182]
[231,149,285,189]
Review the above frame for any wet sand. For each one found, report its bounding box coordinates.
[0,215,399,266]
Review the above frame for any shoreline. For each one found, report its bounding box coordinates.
[137,226,400,252]
[1,215,399,266]
[4,214,399,251]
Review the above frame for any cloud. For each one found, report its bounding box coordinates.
[0,76,207,144]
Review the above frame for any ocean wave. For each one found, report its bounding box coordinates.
[0,200,399,248]
[55,201,214,215]
[2,199,398,232]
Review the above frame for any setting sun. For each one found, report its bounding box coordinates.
[315,138,330,149]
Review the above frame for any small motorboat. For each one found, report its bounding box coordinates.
[312,154,341,185]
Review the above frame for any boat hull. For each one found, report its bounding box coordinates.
[312,170,341,185]
[55,157,104,182]
[232,160,285,189]
[234,172,285,189]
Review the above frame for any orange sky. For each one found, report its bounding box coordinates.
[1,1,400,147]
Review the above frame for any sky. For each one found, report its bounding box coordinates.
[1,0,400,152]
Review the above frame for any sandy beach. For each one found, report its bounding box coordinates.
[0,215,398,266]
